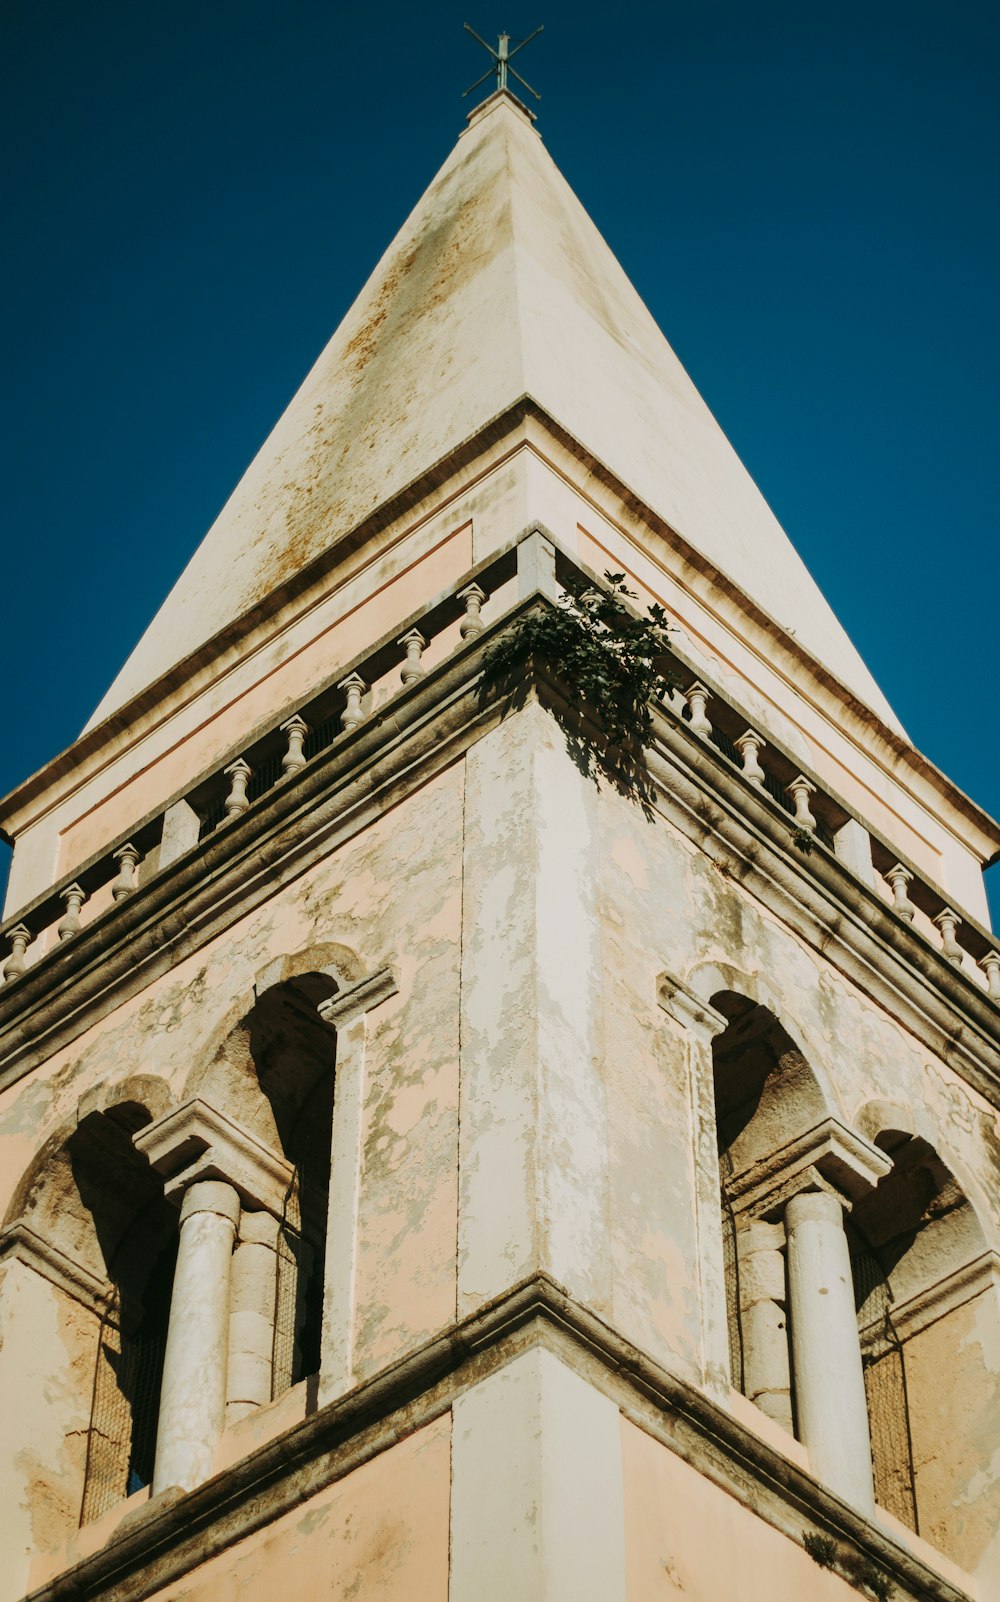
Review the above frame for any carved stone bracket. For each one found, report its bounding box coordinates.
[318,966,398,1030]
[655,968,727,1044]
[725,1116,892,1221]
[133,1098,293,1217]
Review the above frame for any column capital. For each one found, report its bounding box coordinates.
[178,1178,241,1228]
[655,969,728,1043]
[725,1116,891,1221]
[134,1098,293,1217]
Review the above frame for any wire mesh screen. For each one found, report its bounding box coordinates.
[80,1242,174,1526]
[851,1235,918,1532]
[721,1190,745,1393]
[80,1303,168,1523]
[272,1227,304,1398]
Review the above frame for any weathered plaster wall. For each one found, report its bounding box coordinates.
[621,1414,861,1601]
[904,1288,1000,1584]
[2,694,998,1597]
[0,1263,99,1602]
[143,1415,451,1602]
[0,761,464,1575]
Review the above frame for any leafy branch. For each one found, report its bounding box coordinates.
[478,571,678,807]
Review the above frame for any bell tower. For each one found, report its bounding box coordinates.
[1,85,999,1602]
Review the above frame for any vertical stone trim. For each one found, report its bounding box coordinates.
[226,1210,281,1424]
[458,708,609,1319]
[656,974,729,1390]
[316,968,398,1405]
[450,1349,627,1602]
[784,1189,875,1514]
[152,1180,240,1494]
[516,526,559,600]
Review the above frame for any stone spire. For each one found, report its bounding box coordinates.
[85,91,901,733]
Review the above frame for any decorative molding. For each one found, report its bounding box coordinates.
[0,1221,113,1318]
[655,969,727,1043]
[133,1098,293,1217]
[21,1275,975,1602]
[318,967,398,1030]
[0,618,999,1122]
[887,1249,1000,1344]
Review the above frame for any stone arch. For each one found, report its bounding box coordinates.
[847,1102,1000,1572]
[687,958,841,1124]
[1,1085,177,1537]
[182,943,349,1392]
[698,969,841,1446]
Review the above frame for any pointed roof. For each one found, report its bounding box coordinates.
[86,92,901,733]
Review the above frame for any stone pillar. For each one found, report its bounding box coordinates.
[450,1348,627,1602]
[784,1189,874,1513]
[159,798,201,870]
[655,974,729,1389]
[152,1180,239,1494]
[516,525,559,599]
[226,1210,281,1424]
[316,968,398,1405]
[737,1218,793,1433]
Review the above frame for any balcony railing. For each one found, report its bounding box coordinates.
[2,532,998,1008]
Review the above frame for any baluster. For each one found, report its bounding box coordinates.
[934,907,964,966]
[786,775,817,835]
[735,729,767,789]
[398,629,427,686]
[112,843,141,901]
[684,681,712,737]
[338,673,367,732]
[980,950,1000,1001]
[457,583,487,640]
[2,924,31,982]
[280,715,309,777]
[884,863,915,923]
[57,883,86,940]
[222,760,252,823]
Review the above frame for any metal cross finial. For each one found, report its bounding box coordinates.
[463,24,543,103]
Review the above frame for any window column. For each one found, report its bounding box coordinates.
[785,1188,874,1512]
[726,1117,891,1514]
[134,1098,293,1494]
[152,1178,239,1493]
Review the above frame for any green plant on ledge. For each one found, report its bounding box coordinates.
[479,571,678,808]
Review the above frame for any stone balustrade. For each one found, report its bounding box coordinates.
[2,540,999,1006]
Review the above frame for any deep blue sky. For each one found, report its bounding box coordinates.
[2,1,998,916]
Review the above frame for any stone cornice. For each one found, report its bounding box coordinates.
[0,609,999,1111]
[21,1274,974,1602]
[2,400,996,864]
[886,1249,1000,1344]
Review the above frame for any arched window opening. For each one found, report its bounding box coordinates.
[193,969,338,1399]
[711,992,827,1437]
[849,1129,994,1562]
[6,1102,175,1529]
[69,1108,176,1523]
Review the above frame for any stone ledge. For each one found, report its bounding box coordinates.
[19,1274,976,1602]
[0,1222,113,1318]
